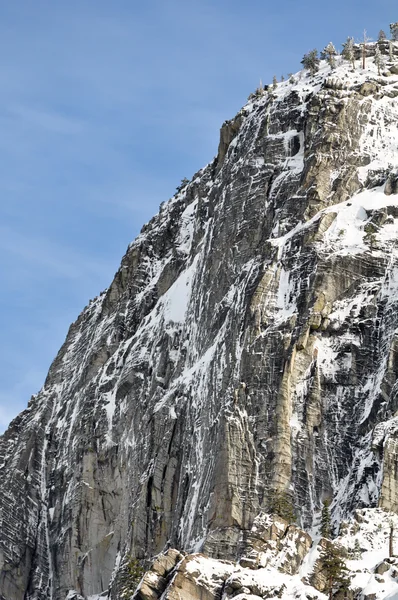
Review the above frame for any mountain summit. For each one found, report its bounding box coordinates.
[2,38,398,600]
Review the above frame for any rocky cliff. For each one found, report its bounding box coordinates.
[3,41,398,600]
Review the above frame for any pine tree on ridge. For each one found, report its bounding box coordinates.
[342,37,356,69]
[301,49,320,75]
[321,42,337,69]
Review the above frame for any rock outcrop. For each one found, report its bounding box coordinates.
[133,509,398,600]
[2,42,398,599]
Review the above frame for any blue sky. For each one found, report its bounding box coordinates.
[0,0,396,432]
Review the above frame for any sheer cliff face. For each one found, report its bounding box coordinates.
[3,48,398,599]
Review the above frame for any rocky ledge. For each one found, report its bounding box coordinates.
[130,509,398,600]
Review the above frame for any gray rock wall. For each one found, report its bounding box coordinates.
[2,54,398,598]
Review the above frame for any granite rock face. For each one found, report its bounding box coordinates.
[2,45,398,599]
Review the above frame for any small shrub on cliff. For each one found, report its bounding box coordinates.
[268,490,296,523]
[248,83,265,101]
[353,538,362,558]
[176,178,189,193]
[119,554,145,598]
[364,222,378,248]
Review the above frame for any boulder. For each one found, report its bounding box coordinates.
[138,571,166,600]
[151,548,184,577]
[275,525,313,575]
[162,554,234,600]
[360,82,379,96]
[384,172,398,196]
[375,560,390,575]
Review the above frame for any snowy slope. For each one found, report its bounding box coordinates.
[134,508,398,600]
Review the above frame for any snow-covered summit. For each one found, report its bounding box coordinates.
[247,39,398,107]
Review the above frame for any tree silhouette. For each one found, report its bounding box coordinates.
[301,49,320,75]
[321,42,337,69]
[320,543,350,600]
[342,37,356,69]
[320,500,332,539]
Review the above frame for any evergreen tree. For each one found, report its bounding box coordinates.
[354,539,362,559]
[390,22,398,41]
[255,80,265,97]
[379,30,387,41]
[176,177,189,192]
[268,490,296,523]
[272,75,278,89]
[281,74,285,82]
[301,49,320,75]
[320,500,332,539]
[320,543,351,600]
[374,45,386,75]
[390,41,394,61]
[342,37,356,69]
[389,521,394,557]
[248,83,265,101]
[321,42,338,69]
[119,555,145,597]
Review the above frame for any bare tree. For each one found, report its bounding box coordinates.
[361,30,372,69]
